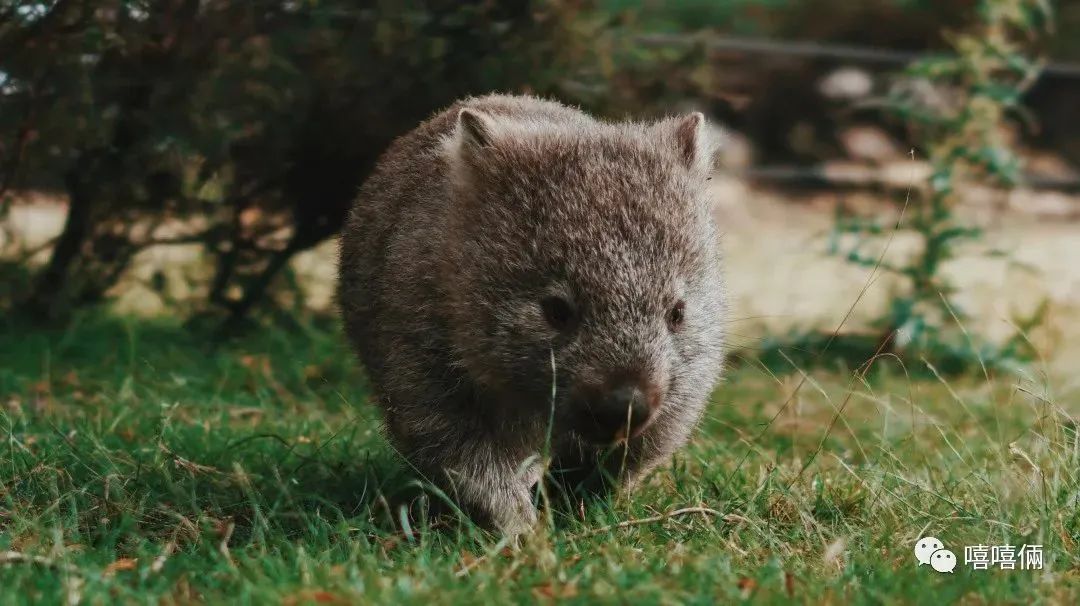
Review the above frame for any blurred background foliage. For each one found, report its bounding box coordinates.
[0,0,1076,368]
[0,0,601,322]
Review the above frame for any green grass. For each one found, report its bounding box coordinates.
[1,311,1078,604]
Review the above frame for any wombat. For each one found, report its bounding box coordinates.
[338,94,727,536]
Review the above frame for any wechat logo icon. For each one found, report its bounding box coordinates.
[915,537,957,573]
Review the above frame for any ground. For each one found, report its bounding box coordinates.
[3,182,1079,603]
[1,311,1077,604]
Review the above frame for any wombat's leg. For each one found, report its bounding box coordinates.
[420,443,541,538]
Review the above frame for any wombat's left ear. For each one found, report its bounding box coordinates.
[657,112,720,175]
[457,108,496,151]
[444,107,502,189]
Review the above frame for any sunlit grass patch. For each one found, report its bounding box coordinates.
[1,311,1077,603]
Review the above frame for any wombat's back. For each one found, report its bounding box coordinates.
[337,95,594,395]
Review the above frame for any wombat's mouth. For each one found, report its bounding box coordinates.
[570,388,660,445]
[573,410,654,445]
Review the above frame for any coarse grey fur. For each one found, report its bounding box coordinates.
[338,94,727,536]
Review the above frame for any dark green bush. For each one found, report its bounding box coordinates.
[0,0,599,322]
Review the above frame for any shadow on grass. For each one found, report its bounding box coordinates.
[2,392,470,553]
[0,308,486,549]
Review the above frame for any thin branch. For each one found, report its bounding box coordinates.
[11,235,59,263]
[158,441,222,476]
[142,232,212,246]
[455,506,729,576]
[149,539,176,574]
[570,506,727,539]
[0,83,40,203]
[218,520,236,568]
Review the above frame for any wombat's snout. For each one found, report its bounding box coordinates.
[573,374,661,444]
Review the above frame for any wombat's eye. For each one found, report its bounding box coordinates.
[540,296,577,332]
[667,300,686,332]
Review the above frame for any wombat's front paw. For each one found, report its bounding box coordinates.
[471,480,538,541]
[490,500,538,542]
[444,461,539,540]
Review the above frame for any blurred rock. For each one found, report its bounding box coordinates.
[1008,189,1080,219]
[818,67,874,100]
[1,195,66,257]
[878,160,932,190]
[1024,150,1080,183]
[839,126,904,164]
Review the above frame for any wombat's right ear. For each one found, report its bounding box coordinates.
[653,112,721,176]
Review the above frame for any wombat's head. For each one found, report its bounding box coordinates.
[441,103,726,445]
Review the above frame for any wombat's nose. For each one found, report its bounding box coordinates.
[597,382,653,441]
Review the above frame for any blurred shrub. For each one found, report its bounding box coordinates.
[0,0,600,322]
[595,0,1077,165]
[606,0,974,42]
[0,0,1072,332]
[591,0,978,162]
[829,0,1050,373]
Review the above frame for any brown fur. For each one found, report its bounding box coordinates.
[338,94,727,536]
